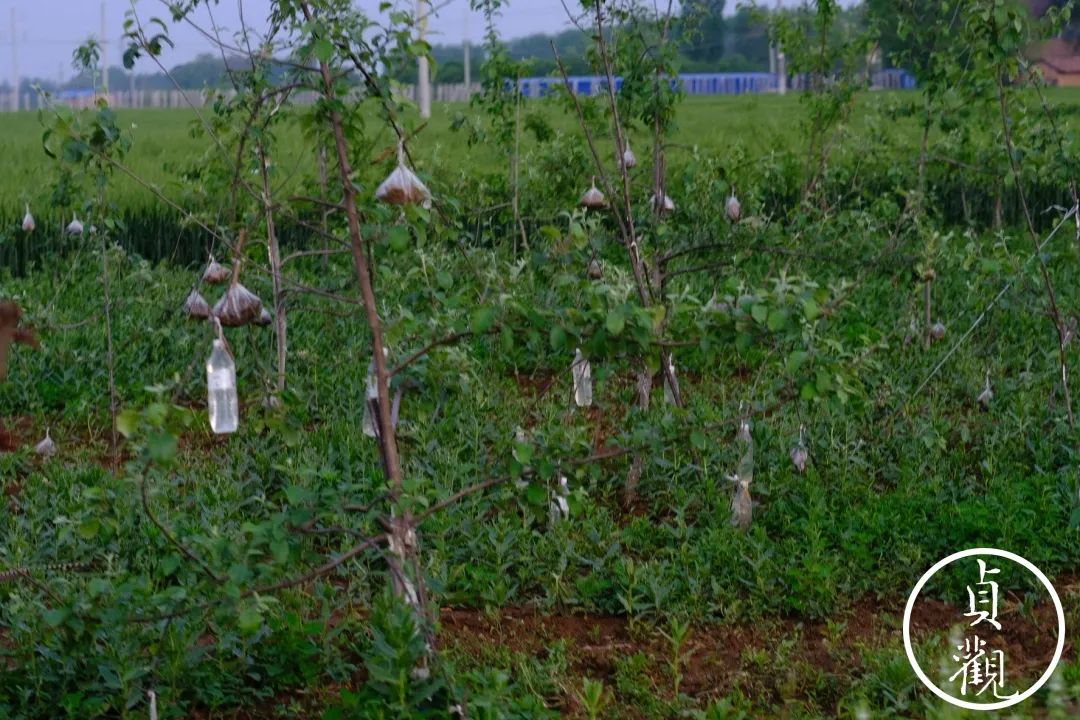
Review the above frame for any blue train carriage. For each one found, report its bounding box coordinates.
[513,71,914,98]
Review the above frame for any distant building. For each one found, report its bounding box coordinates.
[1030,37,1080,86]
[1026,0,1080,86]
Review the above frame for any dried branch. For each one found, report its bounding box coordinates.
[390,331,477,376]
[996,78,1074,429]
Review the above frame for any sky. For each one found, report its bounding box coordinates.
[0,0,843,84]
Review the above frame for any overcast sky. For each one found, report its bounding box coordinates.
[0,0,835,83]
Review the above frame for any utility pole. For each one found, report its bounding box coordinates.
[416,0,431,118]
[101,1,109,96]
[768,1,776,81]
[775,0,786,96]
[10,8,19,112]
[777,47,787,95]
[463,7,471,96]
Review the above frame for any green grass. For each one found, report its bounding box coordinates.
[0,93,857,214]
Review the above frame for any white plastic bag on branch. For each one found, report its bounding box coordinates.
[580,177,606,210]
[737,416,752,444]
[663,356,680,405]
[651,193,675,215]
[621,140,637,170]
[572,348,592,407]
[513,426,530,489]
[35,428,56,458]
[361,347,391,438]
[182,289,211,320]
[549,475,570,527]
[21,205,34,233]
[790,425,808,474]
[736,419,754,485]
[978,370,993,410]
[202,255,231,284]
[376,142,431,207]
[362,358,379,438]
[213,282,263,327]
[66,215,84,236]
[730,476,752,531]
[387,510,423,612]
[726,194,741,223]
[254,307,273,327]
[387,533,422,610]
[729,414,755,529]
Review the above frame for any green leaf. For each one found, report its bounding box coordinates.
[145,403,169,427]
[238,606,263,635]
[525,483,547,506]
[88,578,111,597]
[787,351,809,373]
[471,306,496,334]
[78,519,100,540]
[550,325,567,351]
[802,299,821,321]
[767,309,788,332]
[386,225,410,252]
[436,270,454,290]
[815,369,834,393]
[116,408,140,438]
[228,563,252,584]
[512,441,533,464]
[606,308,626,335]
[270,539,289,564]
[690,431,708,450]
[311,39,334,63]
[160,554,181,576]
[147,431,178,463]
[751,304,768,324]
[650,305,667,330]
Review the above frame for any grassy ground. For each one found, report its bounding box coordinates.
[0,93,878,214]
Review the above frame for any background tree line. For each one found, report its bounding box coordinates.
[4,0,1061,94]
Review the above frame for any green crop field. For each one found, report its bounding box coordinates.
[4,3,1080,719]
[0,93,899,211]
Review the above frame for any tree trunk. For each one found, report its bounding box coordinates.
[301,8,427,624]
[258,146,287,394]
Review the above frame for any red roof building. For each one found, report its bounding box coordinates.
[1030,37,1080,86]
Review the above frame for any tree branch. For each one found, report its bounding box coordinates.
[141,475,224,584]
